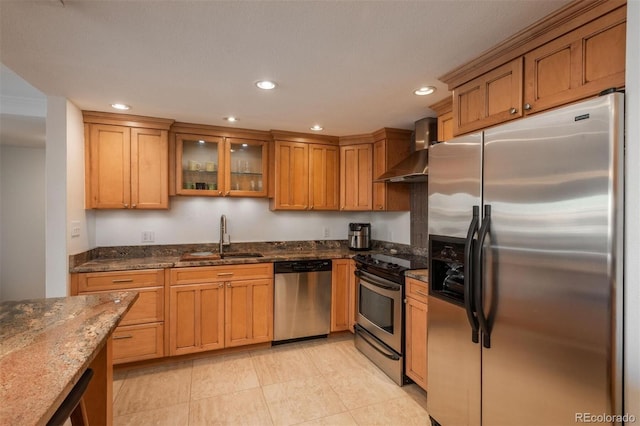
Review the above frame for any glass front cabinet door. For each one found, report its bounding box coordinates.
[176,134,224,196]
[175,134,268,197]
[225,138,268,197]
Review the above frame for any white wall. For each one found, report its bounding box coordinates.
[624,0,639,419]
[0,145,46,301]
[95,196,410,246]
[45,97,91,298]
[66,101,95,254]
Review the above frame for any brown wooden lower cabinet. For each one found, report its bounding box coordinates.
[331,259,357,332]
[225,278,274,348]
[70,269,166,364]
[168,264,274,356]
[112,322,164,363]
[405,277,428,391]
[170,282,225,356]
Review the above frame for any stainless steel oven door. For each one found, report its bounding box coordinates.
[355,269,403,353]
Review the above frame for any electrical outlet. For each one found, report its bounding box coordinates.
[141,231,155,243]
[70,221,81,238]
[323,227,330,238]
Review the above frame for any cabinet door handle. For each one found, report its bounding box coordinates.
[378,205,383,210]
[131,204,137,208]
[124,203,129,208]
[112,278,134,283]
[226,191,231,196]
[227,282,232,287]
[217,272,234,277]
[218,283,224,288]
[113,334,133,340]
[509,107,518,115]
[524,103,532,111]
[309,205,314,210]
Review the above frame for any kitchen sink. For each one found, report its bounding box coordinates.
[180,251,221,261]
[180,251,264,261]
[220,252,264,259]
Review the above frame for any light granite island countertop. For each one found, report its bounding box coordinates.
[0,292,138,426]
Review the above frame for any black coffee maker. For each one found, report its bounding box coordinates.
[348,223,371,251]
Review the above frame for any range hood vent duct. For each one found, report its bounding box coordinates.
[376,117,437,183]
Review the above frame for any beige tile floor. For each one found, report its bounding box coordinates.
[112,334,430,425]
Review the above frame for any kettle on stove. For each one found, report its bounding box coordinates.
[348,223,371,251]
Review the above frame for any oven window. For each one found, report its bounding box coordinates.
[359,285,394,334]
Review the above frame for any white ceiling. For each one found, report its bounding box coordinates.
[0,0,570,144]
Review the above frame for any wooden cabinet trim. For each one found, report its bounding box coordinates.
[171,122,271,140]
[270,130,339,145]
[83,111,174,130]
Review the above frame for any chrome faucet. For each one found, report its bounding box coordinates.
[219,214,230,255]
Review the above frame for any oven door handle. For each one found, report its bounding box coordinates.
[355,270,401,291]
[356,326,400,361]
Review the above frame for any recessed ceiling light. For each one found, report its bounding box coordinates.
[310,125,323,131]
[111,103,131,110]
[242,143,248,147]
[198,140,205,144]
[256,80,277,90]
[414,86,436,96]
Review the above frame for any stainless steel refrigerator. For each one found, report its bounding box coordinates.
[426,92,624,426]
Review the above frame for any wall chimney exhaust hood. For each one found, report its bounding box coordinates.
[376,117,437,183]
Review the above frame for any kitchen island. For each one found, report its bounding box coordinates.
[0,292,138,425]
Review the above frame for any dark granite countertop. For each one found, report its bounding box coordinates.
[0,292,138,425]
[69,241,428,274]
[405,268,429,283]
[70,248,358,273]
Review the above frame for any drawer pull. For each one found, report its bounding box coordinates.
[112,279,134,283]
[113,334,133,340]
[415,290,428,297]
[217,272,234,277]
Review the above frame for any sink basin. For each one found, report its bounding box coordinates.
[180,251,263,261]
[190,251,215,257]
[221,252,264,259]
[180,251,221,261]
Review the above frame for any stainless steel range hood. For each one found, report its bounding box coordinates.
[376,117,437,183]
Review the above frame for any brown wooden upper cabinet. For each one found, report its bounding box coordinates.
[430,96,454,142]
[269,131,340,211]
[83,112,173,209]
[372,128,412,211]
[523,6,626,115]
[444,1,626,136]
[340,142,373,211]
[452,58,523,136]
[175,133,268,198]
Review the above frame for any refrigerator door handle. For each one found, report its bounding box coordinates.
[464,205,480,344]
[474,204,492,349]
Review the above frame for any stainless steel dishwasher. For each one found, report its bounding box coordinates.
[273,259,332,343]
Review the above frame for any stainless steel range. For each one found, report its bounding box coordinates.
[352,253,428,385]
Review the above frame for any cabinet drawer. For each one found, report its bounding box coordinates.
[77,269,164,292]
[170,263,273,285]
[112,322,164,364]
[406,277,429,304]
[119,287,164,325]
